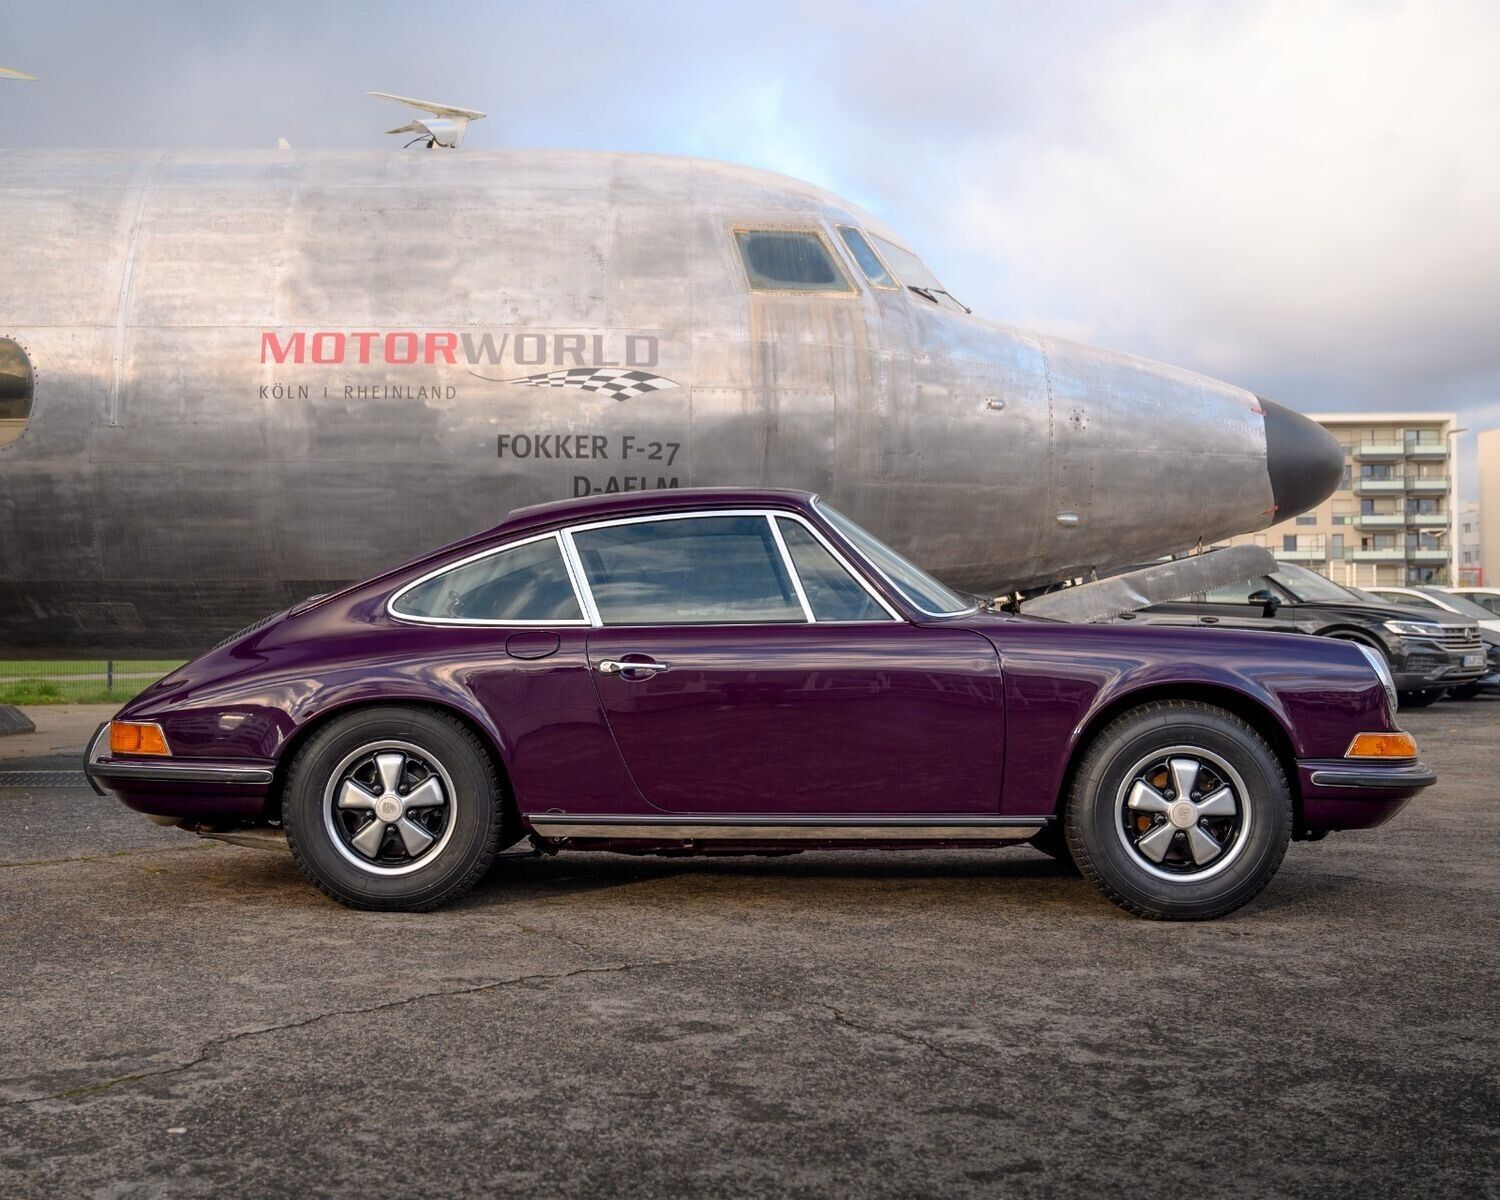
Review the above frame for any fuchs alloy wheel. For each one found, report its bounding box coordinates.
[283,706,505,911]
[1064,701,1291,920]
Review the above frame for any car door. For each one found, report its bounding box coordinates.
[568,510,1005,815]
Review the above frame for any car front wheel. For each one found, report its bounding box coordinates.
[283,706,505,911]
[1065,701,1291,920]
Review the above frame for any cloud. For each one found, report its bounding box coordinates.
[4,0,1498,487]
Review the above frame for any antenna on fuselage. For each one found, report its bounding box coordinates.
[0,67,37,80]
[367,91,485,148]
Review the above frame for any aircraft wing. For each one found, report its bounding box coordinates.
[368,91,485,120]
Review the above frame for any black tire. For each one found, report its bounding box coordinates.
[1449,683,1483,700]
[1397,689,1446,708]
[283,706,505,911]
[1064,701,1291,920]
[1027,824,1080,874]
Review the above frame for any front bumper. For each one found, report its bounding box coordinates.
[1297,757,1437,834]
[1389,640,1486,690]
[85,723,274,822]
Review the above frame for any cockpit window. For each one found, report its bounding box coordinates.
[869,235,970,314]
[0,338,33,449]
[836,226,897,289]
[734,230,855,294]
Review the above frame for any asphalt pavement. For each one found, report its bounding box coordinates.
[1,700,1495,1197]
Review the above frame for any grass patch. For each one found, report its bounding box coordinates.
[0,661,184,706]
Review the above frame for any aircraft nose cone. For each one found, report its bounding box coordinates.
[1260,396,1343,518]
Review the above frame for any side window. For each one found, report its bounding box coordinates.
[572,515,804,625]
[734,230,855,294]
[776,518,891,621]
[836,226,897,289]
[393,536,584,623]
[0,337,34,448]
[1202,580,1274,605]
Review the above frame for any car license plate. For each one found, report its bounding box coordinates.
[1463,653,1484,668]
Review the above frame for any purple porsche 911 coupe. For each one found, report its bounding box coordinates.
[88,489,1434,918]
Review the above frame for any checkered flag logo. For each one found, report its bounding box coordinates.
[503,367,680,401]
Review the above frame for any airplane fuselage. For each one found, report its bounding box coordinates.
[0,149,1337,655]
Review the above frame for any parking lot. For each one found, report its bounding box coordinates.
[1,700,1496,1198]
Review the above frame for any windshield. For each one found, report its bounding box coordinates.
[1268,563,1367,604]
[868,235,969,314]
[814,501,975,616]
[1418,589,1494,620]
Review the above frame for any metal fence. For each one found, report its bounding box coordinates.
[0,660,182,706]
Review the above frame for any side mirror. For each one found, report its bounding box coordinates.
[1248,588,1281,616]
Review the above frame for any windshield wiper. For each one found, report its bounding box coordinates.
[907,284,971,314]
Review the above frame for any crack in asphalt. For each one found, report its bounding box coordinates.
[822,1004,986,1072]
[0,843,210,870]
[4,957,693,1108]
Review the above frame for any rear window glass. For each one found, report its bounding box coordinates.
[573,515,805,625]
[777,519,891,621]
[735,230,854,294]
[393,537,583,622]
[837,227,897,288]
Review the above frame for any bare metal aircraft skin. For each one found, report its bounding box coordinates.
[0,149,1339,655]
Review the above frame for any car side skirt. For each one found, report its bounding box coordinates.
[526,814,1045,842]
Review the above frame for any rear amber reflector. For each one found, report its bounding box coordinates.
[1345,731,1417,759]
[109,721,171,756]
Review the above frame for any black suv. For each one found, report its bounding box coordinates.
[1113,562,1485,706]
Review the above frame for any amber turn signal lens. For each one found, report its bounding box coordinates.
[109,721,171,756]
[1345,731,1417,759]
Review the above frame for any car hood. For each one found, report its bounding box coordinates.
[1291,599,1474,628]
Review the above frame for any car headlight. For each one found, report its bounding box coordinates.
[1355,643,1399,714]
[1382,620,1444,638]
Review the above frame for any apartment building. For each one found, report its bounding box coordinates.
[1457,501,1482,586]
[1228,413,1458,586]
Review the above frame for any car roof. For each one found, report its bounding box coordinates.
[496,487,818,536]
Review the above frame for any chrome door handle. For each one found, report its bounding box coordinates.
[597,659,670,676]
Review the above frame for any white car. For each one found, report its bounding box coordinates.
[1448,587,1500,619]
[1363,586,1500,637]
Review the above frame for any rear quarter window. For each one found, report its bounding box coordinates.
[392,536,584,623]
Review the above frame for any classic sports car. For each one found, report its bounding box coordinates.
[88,489,1436,919]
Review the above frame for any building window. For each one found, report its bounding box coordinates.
[1283,535,1297,551]
[1295,515,1316,526]
[0,337,33,448]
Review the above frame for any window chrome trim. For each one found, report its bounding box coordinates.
[766,514,815,622]
[386,531,592,628]
[561,507,903,628]
[811,497,977,618]
[835,224,900,291]
[730,225,859,297]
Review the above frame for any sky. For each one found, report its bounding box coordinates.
[4,0,1499,494]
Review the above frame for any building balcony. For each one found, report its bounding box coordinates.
[1272,547,1328,562]
[1354,513,1406,528]
[1350,548,1407,562]
[1404,440,1448,459]
[1354,478,1406,494]
[1406,476,1448,493]
[1352,440,1406,460]
[1408,548,1450,564]
[1408,512,1449,528]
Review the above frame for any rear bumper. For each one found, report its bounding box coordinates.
[85,723,273,822]
[1297,758,1436,833]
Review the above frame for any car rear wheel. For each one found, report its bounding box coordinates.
[1065,701,1291,920]
[283,706,505,911]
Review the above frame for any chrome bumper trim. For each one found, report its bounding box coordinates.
[529,814,1045,841]
[1307,762,1437,790]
